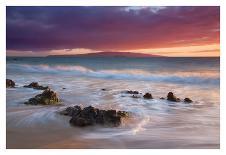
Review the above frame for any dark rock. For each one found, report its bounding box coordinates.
[101,88,107,91]
[101,110,121,126]
[167,92,180,102]
[62,88,66,89]
[60,105,81,116]
[70,117,92,127]
[160,97,165,100]
[60,107,72,115]
[126,90,139,94]
[104,115,121,127]
[80,106,98,123]
[24,82,49,90]
[143,93,153,99]
[184,98,193,103]
[6,79,15,88]
[70,105,82,116]
[60,105,130,127]
[24,88,59,105]
[104,110,116,117]
[24,82,38,88]
[96,110,105,124]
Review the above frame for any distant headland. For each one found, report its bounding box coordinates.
[47,52,164,58]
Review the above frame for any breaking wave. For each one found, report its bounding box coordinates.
[7,64,219,85]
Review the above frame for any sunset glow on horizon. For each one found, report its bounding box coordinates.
[6,6,220,57]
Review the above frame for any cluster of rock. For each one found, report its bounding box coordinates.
[24,82,49,90]
[167,92,192,103]
[125,90,192,103]
[6,79,59,105]
[6,79,194,128]
[24,88,60,105]
[126,90,139,94]
[6,79,15,88]
[60,105,129,127]
[125,90,153,99]
[6,79,131,127]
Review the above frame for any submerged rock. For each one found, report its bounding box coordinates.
[24,88,59,105]
[60,105,129,127]
[143,93,153,99]
[6,79,15,88]
[160,97,165,100]
[125,90,139,94]
[24,82,49,90]
[184,98,193,103]
[167,92,180,102]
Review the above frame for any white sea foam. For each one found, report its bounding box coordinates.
[7,63,220,85]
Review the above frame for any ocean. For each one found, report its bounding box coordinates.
[6,57,220,148]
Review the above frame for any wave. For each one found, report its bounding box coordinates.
[7,64,220,85]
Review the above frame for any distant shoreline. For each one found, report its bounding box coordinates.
[6,55,220,58]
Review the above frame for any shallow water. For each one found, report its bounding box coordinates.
[6,57,220,148]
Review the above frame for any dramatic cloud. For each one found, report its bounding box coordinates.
[6,6,220,54]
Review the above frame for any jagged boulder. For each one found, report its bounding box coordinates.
[6,79,15,88]
[24,82,49,90]
[167,92,180,102]
[60,105,130,127]
[24,88,59,105]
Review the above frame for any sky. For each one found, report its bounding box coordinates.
[6,6,220,57]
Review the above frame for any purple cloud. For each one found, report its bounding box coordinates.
[6,6,220,52]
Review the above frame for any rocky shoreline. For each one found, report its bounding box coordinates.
[6,79,193,127]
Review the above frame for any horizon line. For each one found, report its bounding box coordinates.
[6,55,220,58]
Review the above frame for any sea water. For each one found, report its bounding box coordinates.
[6,57,220,148]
